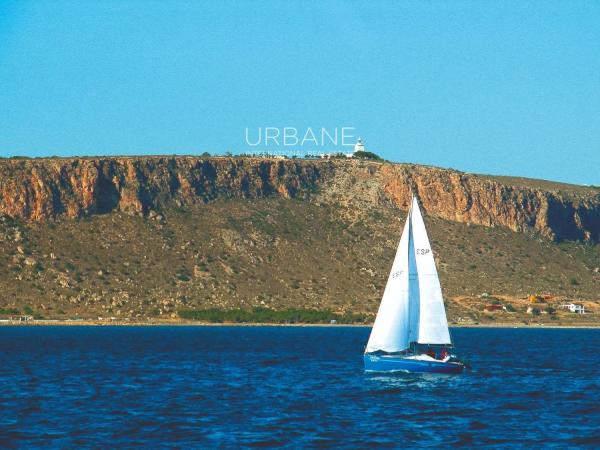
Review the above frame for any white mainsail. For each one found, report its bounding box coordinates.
[365,195,451,353]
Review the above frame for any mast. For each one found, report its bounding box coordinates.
[407,195,421,348]
[407,189,414,353]
[406,202,413,346]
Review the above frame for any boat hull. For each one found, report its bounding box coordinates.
[364,354,464,374]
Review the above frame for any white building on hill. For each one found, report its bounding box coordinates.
[321,137,367,159]
[345,137,366,158]
[561,303,585,314]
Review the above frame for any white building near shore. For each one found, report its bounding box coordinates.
[561,303,585,314]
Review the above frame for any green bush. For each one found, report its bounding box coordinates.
[176,273,191,282]
[353,151,382,160]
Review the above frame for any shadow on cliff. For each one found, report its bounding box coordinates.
[95,175,120,214]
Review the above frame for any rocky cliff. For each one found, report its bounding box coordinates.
[0,156,598,242]
[379,164,600,242]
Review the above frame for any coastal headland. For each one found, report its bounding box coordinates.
[0,156,599,326]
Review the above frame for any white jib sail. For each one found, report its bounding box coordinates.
[365,212,412,353]
[409,196,452,345]
[365,195,452,353]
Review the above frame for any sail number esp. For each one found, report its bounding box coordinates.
[416,248,430,255]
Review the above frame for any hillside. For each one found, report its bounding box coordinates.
[0,156,599,325]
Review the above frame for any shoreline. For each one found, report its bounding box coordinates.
[1,319,599,329]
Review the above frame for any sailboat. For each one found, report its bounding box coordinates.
[364,195,465,374]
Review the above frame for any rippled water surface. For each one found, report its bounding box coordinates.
[1,326,599,448]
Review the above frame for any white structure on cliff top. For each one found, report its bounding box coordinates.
[344,137,366,158]
[354,137,365,153]
[320,137,367,159]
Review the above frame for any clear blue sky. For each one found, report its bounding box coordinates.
[1,1,599,185]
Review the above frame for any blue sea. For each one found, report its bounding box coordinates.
[1,326,599,448]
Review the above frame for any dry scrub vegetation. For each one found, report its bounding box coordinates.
[1,195,599,325]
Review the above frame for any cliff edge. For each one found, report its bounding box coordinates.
[1,156,598,242]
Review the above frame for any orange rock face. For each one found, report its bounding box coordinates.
[0,157,598,243]
[0,157,325,219]
[379,164,600,242]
